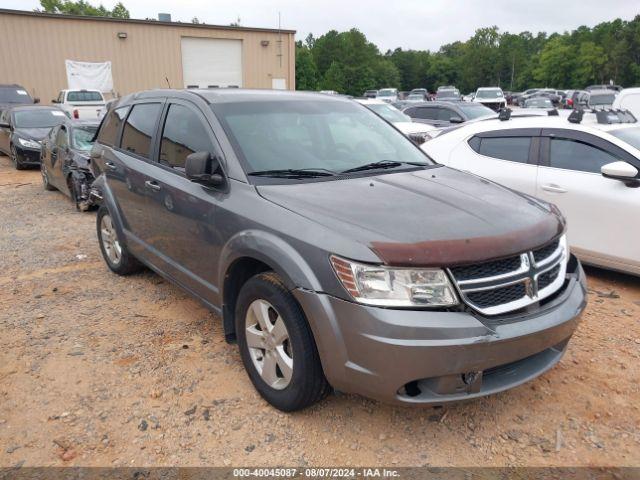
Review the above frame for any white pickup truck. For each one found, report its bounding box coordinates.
[52,89,106,120]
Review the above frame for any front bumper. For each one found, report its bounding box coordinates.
[294,255,587,405]
[15,145,41,165]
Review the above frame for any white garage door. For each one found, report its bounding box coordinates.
[181,37,243,88]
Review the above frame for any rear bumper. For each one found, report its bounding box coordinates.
[294,255,587,405]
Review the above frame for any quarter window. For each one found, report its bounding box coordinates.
[159,104,215,169]
[436,108,456,121]
[120,103,162,158]
[471,136,531,163]
[549,138,616,173]
[97,106,129,146]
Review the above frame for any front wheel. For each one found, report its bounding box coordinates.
[235,272,330,411]
[41,163,55,190]
[11,145,25,170]
[96,206,142,275]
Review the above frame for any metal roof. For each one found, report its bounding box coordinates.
[0,8,296,34]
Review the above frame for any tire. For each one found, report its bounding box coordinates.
[235,272,330,411]
[96,206,142,275]
[67,175,80,210]
[41,163,55,191]
[11,144,25,170]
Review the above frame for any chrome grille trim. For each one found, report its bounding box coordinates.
[448,236,568,316]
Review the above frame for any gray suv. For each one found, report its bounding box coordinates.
[92,89,587,411]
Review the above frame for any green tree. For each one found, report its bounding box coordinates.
[295,44,319,91]
[320,61,346,92]
[39,0,129,18]
[533,36,574,87]
[573,41,606,86]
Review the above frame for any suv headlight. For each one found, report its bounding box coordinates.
[330,255,458,307]
[18,137,40,148]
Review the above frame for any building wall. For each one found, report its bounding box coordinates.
[0,10,295,104]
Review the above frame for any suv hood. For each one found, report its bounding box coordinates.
[257,167,564,267]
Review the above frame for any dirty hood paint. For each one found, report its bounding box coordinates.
[257,166,564,267]
[14,127,51,142]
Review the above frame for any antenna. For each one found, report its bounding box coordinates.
[165,77,171,89]
[277,12,283,69]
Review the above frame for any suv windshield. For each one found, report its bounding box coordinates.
[476,89,503,99]
[589,93,616,106]
[212,99,432,176]
[364,103,411,123]
[609,127,640,150]
[0,87,33,104]
[67,91,103,102]
[377,90,396,97]
[436,90,459,99]
[72,125,98,150]
[14,109,67,128]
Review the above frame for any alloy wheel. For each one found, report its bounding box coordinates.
[244,299,293,390]
[100,214,122,265]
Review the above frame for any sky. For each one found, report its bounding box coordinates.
[1,0,638,52]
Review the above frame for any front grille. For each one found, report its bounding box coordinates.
[538,264,561,290]
[450,256,522,281]
[448,236,567,316]
[533,239,559,263]
[467,283,526,308]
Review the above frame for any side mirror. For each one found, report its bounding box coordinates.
[51,99,59,104]
[601,161,638,182]
[0,122,9,128]
[34,98,40,104]
[185,151,225,187]
[449,116,464,124]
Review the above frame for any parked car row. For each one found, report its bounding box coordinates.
[0,87,106,209]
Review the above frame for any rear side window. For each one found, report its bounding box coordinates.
[159,104,215,169]
[67,91,103,102]
[549,138,616,173]
[413,107,437,120]
[97,106,129,146]
[436,108,456,121]
[120,103,162,158]
[470,136,531,163]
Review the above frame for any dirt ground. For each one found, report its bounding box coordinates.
[0,154,638,468]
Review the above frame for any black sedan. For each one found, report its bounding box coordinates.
[402,101,495,127]
[40,120,100,210]
[0,105,68,169]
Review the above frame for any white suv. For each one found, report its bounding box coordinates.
[421,110,640,275]
[473,87,507,111]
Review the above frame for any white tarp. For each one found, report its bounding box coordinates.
[65,60,113,92]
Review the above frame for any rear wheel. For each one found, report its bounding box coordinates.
[96,206,142,275]
[41,163,55,191]
[235,272,330,411]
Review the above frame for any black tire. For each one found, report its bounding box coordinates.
[96,206,142,275]
[11,144,25,170]
[67,175,80,210]
[41,163,55,191]
[235,272,330,411]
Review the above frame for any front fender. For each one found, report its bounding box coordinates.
[218,229,322,293]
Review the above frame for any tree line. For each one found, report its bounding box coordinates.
[296,16,640,96]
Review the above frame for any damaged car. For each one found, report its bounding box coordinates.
[0,105,67,169]
[92,89,587,412]
[40,119,100,210]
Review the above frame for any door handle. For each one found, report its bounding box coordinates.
[541,184,567,193]
[144,180,161,191]
[104,161,117,171]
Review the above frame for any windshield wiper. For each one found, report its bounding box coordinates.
[248,168,336,178]
[341,160,425,174]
